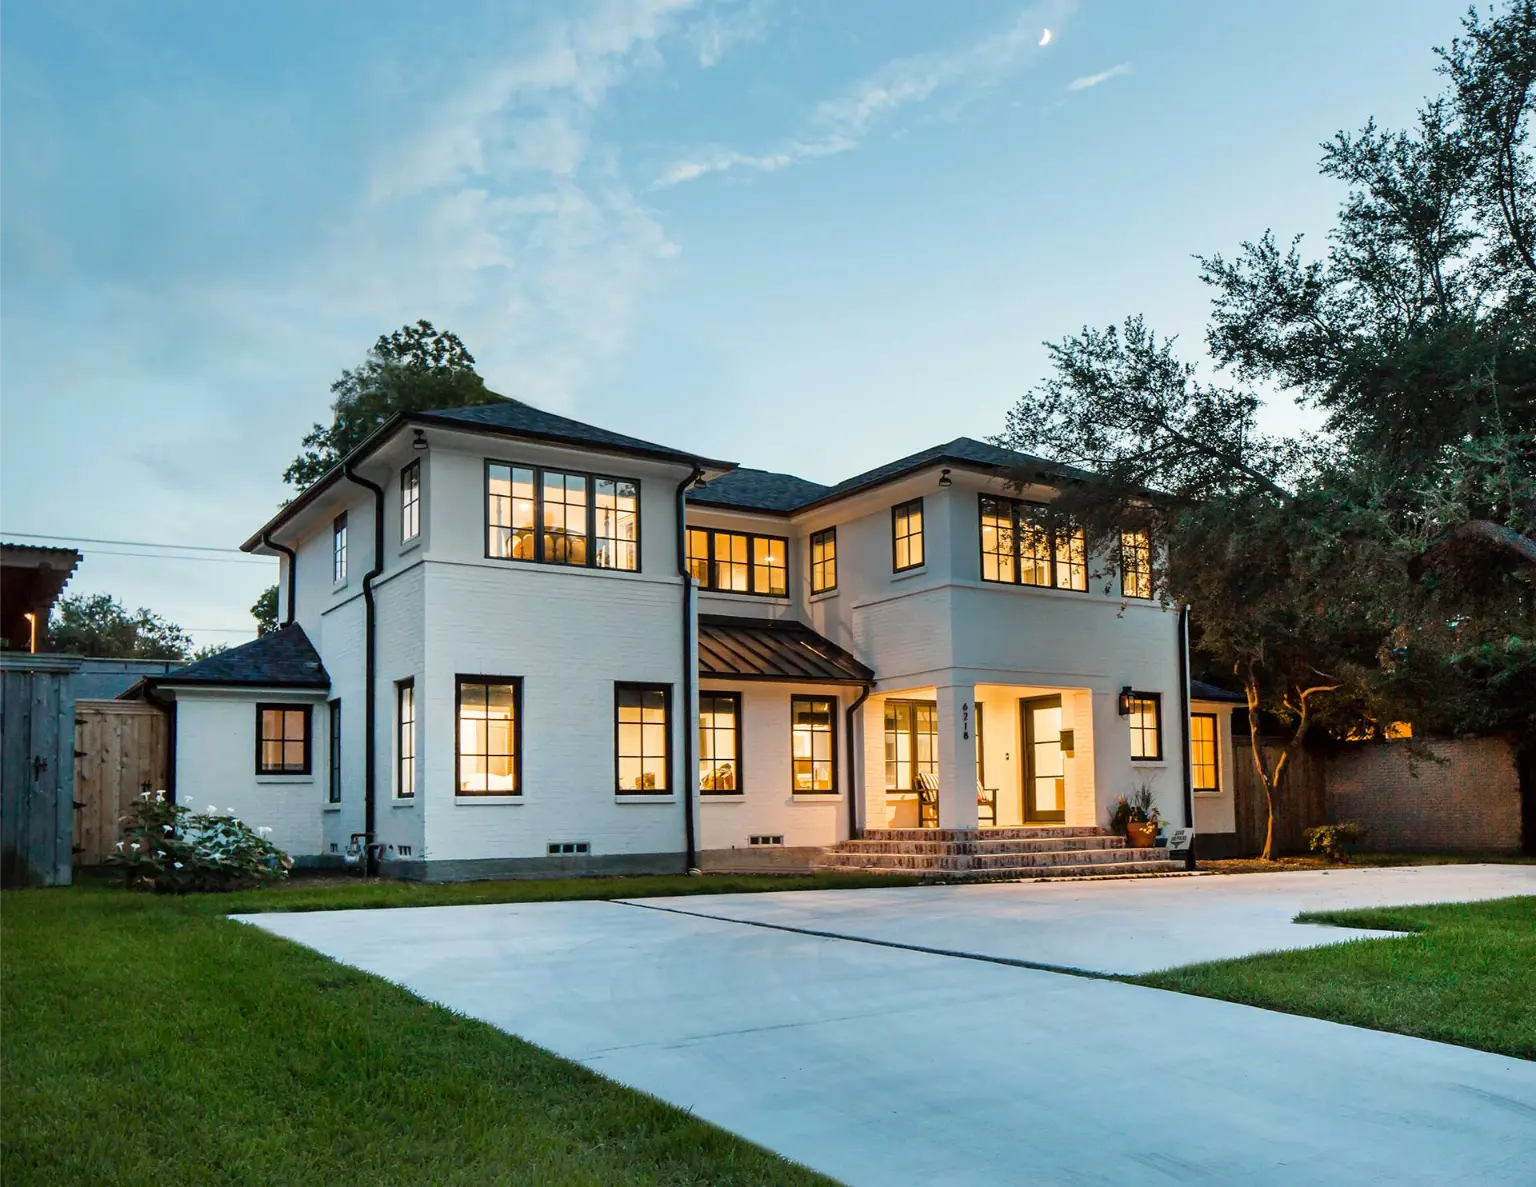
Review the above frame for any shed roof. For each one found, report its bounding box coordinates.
[1190,679,1245,704]
[698,615,874,685]
[142,623,330,691]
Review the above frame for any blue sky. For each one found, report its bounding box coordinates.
[1,0,1460,648]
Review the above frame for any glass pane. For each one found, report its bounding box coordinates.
[261,740,283,769]
[618,722,643,755]
[283,740,305,768]
[260,709,280,740]
[642,758,666,791]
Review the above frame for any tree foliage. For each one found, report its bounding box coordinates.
[251,585,278,636]
[49,593,192,660]
[284,320,502,489]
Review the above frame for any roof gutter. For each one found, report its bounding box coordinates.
[844,683,871,839]
[343,461,386,877]
[1177,604,1196,869]
[676,465,704,872]
[261,531,297,626]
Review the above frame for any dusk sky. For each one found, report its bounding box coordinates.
[2,0,1459,650]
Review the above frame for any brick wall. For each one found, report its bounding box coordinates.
[1325,738,1522,854]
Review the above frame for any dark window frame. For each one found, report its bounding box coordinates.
[255,703,312,776]
[1120,528,1153,599]
[1191,711,1219,793]
[883,698,937,792]
[684,526,791,598]
[791,694,838,795]
[484,459,642,573]
[699,690,742,795]
[327,698,341,802]
[332,512,348,584]
[401,460,421,543]
[977,494,1087,592]
[614,682,672,795]
[396,678,416,798]
[810,527,837,593]
[455,675,523,798]
[1127,691,1163,762]
[891,498,925,572]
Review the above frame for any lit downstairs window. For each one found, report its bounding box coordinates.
[257,704,310,775]
[1191,713,1218,792]
[1126,692,1162,762]
[616,684,670,793]
[791,696,836,793]
[458,677,520,795]
[699,692,740,793]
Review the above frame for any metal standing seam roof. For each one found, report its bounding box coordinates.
[698,615,875,684]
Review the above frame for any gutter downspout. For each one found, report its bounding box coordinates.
[343,462,386,877]
[142,681,177,806]
[675,466,704,872]
[1177,604,1196,869]
[845,684,871,840]
[262,531,298,626]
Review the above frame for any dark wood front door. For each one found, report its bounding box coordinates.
[1021,695,1065,823]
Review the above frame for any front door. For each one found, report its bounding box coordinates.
[1022,695,1065,822]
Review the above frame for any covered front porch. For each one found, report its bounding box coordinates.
[861,682,1104,833]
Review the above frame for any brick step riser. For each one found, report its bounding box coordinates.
[811,861,1187,880]
[833,838,1126,856]
[819,848,1171,872]
[861,827,1110,842]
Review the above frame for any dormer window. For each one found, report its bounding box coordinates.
[486,462,639,572]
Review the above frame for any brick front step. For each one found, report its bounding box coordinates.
[861,827,1110,842]
[837,836,1126,856]
[817,846,1172,872]
[812,859,1188,880]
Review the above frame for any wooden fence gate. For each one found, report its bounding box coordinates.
[73,700,168,867]
[0,657,78,886]
[1232,738,1328,856]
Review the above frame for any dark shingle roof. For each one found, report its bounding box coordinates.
[687,437,1073,515]
[1190,680,1245,704]
[687,468,831,513]
[422,399,730,469]
[154,624,330,690]
[699,615,874,684]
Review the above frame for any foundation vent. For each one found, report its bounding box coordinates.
[548,842,591,856]
[329,842,339,854]
[749,835,785,847]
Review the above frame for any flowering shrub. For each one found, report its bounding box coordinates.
[108,791,292,893]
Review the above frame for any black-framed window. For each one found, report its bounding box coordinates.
[327,699,342,802]
[1127,692,1162,761]
[1121,529,1152,599]
[685,527,789,597]
[457,677,521,796]
[396,679,416,797]
[978,495,1087,591]
[401,460,421,543]
[486,461,640,571]
[810,527,837,593]
[332,512,348,583]
[256,704,311,775]
[1191,712,1219,792]
[884,699,936,791]
[791,696,836,793]
[616,683,670,793]
[892,499,924,571]
[699,692,741,793]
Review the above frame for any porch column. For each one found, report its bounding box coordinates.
[936,683,979,830]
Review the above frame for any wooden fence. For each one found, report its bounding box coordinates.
[73,700,168,867]
[0,658,78,886]
[1232,738,1328,856]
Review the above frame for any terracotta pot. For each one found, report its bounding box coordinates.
[1126,821,1158,849]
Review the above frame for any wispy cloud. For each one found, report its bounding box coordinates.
[653,2,1071,188]
[687,0,775,68]
[1066,61,1132,92]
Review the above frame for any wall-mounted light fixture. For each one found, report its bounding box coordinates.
[1117,686,1134,716]
[412,429,428,451]
[938,467,952,488]
[22,611,37,654]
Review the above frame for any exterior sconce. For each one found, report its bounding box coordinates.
[938,468,952,488]
[1117,686,1134,716]
[412,429,429,451]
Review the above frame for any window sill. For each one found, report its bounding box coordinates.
[454,795,523,805]
[390,798,416,808]
[810,587,839,602]
[323,802,341,812]
[615,794,676,804]
[1131,760,1167,768]
[792,792,841,802]
[697,589,790,604]
[700,793,746,803]
[400,536,422,556]
[255,775,313,785]
[331,579,348,594]
[891,566,927,583]
[1193,789,1223,797]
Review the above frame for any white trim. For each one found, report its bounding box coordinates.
[453,795,524,806]
[614,794,676,804]
[255,775,313,785]
[699,794,746,803]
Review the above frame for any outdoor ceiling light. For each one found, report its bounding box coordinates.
[938,467,952,488]
[1118,686,1134,716]
[412,428,428,451]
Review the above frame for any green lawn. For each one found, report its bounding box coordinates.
[1131,896,1536,1060]
[1,879,851,1187]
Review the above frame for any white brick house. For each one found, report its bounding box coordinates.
[132,401,1242,878]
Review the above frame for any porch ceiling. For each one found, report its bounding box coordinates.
[698,614,874,685]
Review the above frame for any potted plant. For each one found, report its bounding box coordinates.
[1121,784,1161,848]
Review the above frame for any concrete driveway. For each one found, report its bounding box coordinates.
[242,866,1536,1186]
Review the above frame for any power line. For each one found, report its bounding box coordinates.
[71,548,271,566]
[2,530,249,555]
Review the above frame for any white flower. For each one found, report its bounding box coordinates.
[130,843,140,852]
[140,791,151,800]
[162,824,174,833]
[155,790,166,801]
[208,805,218,814]
[115,841,124,851]
[258,826,273,836]
[156,850,166,858]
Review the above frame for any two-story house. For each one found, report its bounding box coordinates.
[132,399,1242,879]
